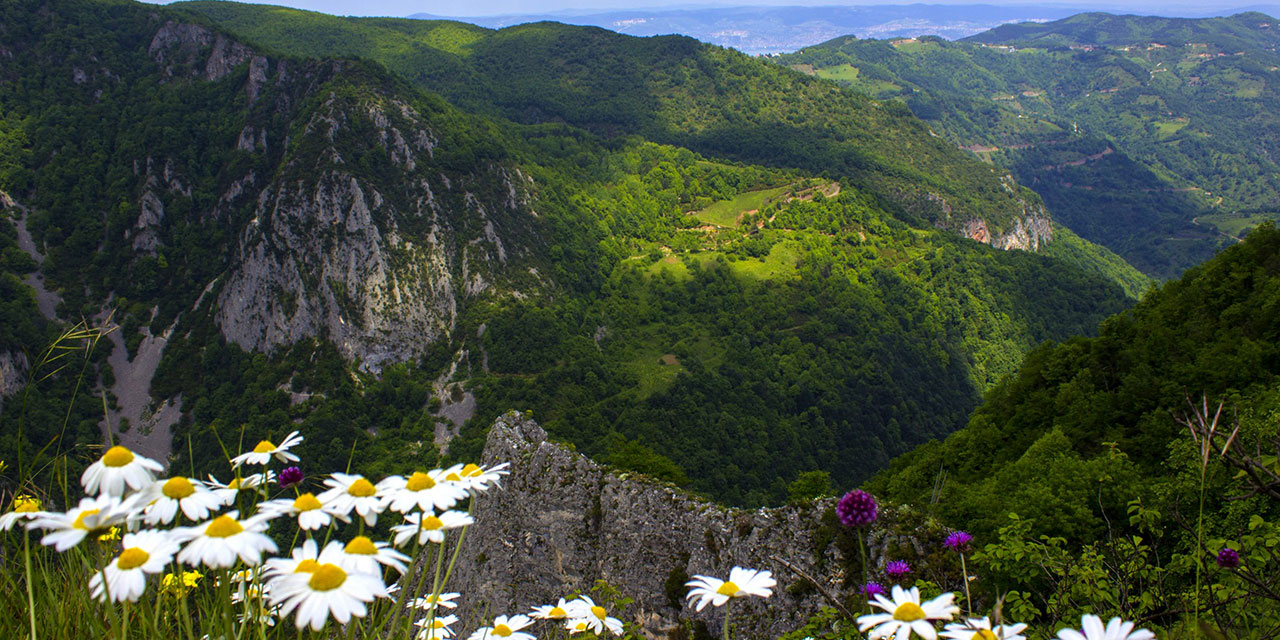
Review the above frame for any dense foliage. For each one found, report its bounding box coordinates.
[864,224,1280,632]
[779,12,1280,277]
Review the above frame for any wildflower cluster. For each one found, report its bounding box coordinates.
[1,431,513,635]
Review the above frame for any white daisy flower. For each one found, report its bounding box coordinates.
[81,445,164,497]
[379,470,469,513]
[530,598,575,620]
[207,471,275,505]
[566,596,624,635]
[230,431,303,467]
[28,495,135,552]
[339,535,410,575]
[565,619,594,636]
[0,494,44,531]
[392,510,474,547]
[414,614,458,640]
[265,539,321,577]
[468,614,535,640]
[409,592,461,611]
[142,476,224,525]
[270,540,389,631]
[1056,615,1155,640]
[858,585,959,640]
[942,617,1028,640]
[87,530,181,603]
[257,492,349,531]
[173,511,278,568]
[318,473,387,526]
[441,463,510,493]
[685,566,776,611]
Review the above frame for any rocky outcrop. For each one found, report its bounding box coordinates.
[444,412,860,640]
[141,19,544,371]
[0,351,29,412]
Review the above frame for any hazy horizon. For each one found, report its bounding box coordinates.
[146,0,1279,19]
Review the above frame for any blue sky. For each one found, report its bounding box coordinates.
[140,0,1265,18]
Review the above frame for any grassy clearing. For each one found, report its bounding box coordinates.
[729,241,801,280]
[1199,212,1277,238]
[1155,119,1189,139]
[814,64,861,83]
[694,185,791,227]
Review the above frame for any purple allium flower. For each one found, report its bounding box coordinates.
[861,581,886,598]
[944,530,973,552]
[1217,547,1240,569]
[835,489,878,527]
[885,560,911,577]
[279,466,304,489]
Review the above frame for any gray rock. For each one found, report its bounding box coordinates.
[439,412,864,640]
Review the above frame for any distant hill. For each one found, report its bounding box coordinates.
[409,4,1089,54]
[779,12,1280,277]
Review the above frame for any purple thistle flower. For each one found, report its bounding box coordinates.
[1217,547,1240,569]
[885,560,911,577]
[279,466,304,489]
[861,581,886,598]
[835,489,878,527]
[944,530,973,552]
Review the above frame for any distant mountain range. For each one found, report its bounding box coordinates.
[409,3,1280,53]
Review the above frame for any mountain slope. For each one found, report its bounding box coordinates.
[780,13,1280,277]
[1,0,1142,506]
[178,1,1062,251]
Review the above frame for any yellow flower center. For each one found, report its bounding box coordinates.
[573,622,588,633]
[422,515,444,530]
[345,536,379,555]
[72,509,100,530]
[163,477,196,499]
[591,605,607,620]
[493,624,513,637]
[102,446,135,467]
[549,607,567,618]
[461,463,483,477]
[227,478,242,489]
[205,515,243,538]
[975,631,999,640]
[406,471,437,491]
[252,440,276,454]
[716,581,740,597]
[307,563,347,591]
[347,478,376,497]
[432,619,447,629]
[14,495,41,512]
[893,602,927,622]
[293,493,322,511]
[117,547,151,570]
[295,559,321,573]
[444,472,462,482]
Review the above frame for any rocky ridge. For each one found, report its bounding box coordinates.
[443,412,883,639]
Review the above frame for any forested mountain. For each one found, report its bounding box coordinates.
[779,12,1280,278]
[867,222,1280,633]
[175,1,1060,248]
[0,0,1146,507]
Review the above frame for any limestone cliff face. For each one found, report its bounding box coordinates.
[445,412,864,639]
[913,173,1054,252]
[144,21,543,371]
